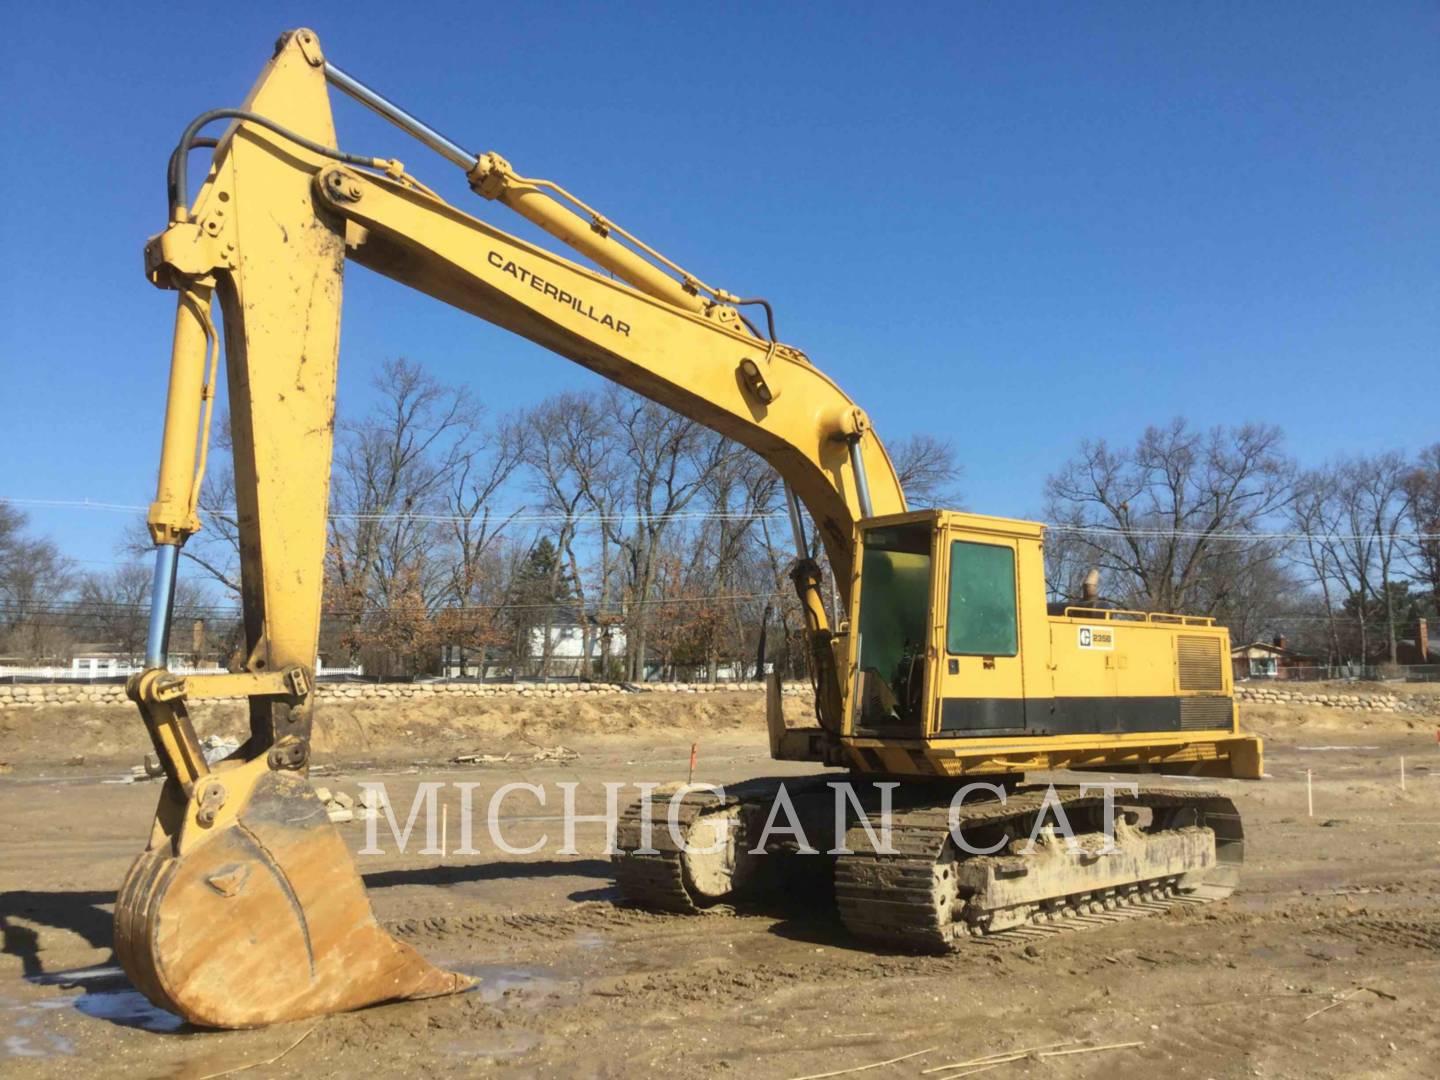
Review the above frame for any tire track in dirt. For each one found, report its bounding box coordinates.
[383,904,673,944]
[1323,914,1440,953]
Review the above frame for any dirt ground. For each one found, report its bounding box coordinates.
[2,690,1438,1078]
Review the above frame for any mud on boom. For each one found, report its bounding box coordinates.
[123,28,1262,1028]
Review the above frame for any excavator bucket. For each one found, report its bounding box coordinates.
[114,757,470,1028]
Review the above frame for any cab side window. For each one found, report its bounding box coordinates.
[946,541,1017,656]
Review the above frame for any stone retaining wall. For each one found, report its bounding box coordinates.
[1234,684,1433,714]
[2,679,1431,715]
[0,679,808,711]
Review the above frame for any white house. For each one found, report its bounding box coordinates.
[441,611,626,678]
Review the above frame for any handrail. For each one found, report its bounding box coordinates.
[1059,606,1215,627]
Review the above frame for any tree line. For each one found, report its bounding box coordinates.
[311,361,961,679]
[1043,420,1438,666]
[3,360,1434,677]
[1,360,960,679]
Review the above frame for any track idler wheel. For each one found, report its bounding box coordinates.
[114,757,470,1028]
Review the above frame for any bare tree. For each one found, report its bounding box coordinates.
[603,387,736,680]
[688,444,782,681]
[1043,419,1293,615]
[1286,468,1347,663]
[520,391,622,677]
[1189,538,1297,648]
[1279,455,1414,665]
[1344,453,1411,664]
[326,358,483,673]
[0,500,74,661]
[891,433,964,507]
[76,563,212,664]
[1041,518,1095,604]
[1402,443,1440,616]
[440,412,526,675]
[75,563,152,663]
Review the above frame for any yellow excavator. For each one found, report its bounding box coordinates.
[122,29,1264,1028]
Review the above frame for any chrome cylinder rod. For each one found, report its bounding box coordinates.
[784,484,809,560]
[324,61,477,170]
[848,439,875,519]
[144,544,180,669]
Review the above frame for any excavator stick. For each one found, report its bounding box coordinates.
[119,30,470,1027]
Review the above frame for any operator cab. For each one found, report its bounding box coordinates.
[849,510,1035,739]
[847,509,1236,745]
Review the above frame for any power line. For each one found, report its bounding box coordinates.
[0,497,785,525]
[1054,525,1440,542]
[3,498,150,515]
[6,495,1438,542]
[0,590,788,620]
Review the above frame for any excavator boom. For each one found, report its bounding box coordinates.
[122,28,898,1027]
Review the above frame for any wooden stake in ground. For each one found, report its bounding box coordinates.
[1400,755,1406,791]
[1307,768,1314,817]
[688,742,698,784]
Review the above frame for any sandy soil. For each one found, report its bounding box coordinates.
[2,695,1438,1078]
[0,690,810,767]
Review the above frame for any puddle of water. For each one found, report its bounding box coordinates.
[437,1028,540,1061]
[5,1032,75,1058]
[73,988,185,1033]
[454,962,578,1006]
[3,999,78,1059]
[14,965,186,1042]
[26,965,124,987]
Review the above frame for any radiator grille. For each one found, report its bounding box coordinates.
[1177,635,1224,691]
[1180,695,1232,731]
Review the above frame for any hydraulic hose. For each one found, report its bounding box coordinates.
[168,108,390,220]
[733,297,777,342]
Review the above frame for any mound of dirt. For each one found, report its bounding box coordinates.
[0,690,812,767]
[1239,703,1432,740]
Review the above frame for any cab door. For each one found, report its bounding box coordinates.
[932,532,1026,736]
[850,520,935,737]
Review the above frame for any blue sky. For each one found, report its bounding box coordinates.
[1,3,1436,571]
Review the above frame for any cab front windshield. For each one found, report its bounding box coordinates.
[854,523,932,728]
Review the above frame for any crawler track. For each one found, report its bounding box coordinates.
[834,786,1242,951]
[613,780,1242,951]
[613,786,723,914]
[613,776,833,913]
